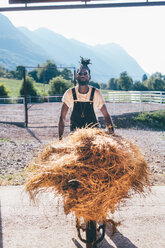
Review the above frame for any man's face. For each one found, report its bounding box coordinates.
[76,68,90,85]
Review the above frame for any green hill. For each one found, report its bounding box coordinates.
[0,77,49,98]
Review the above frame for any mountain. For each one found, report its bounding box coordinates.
[19,26,146,82]
[19,27,98,67]
[0,13,146,82]
[0,14,49,69]
[92,43,145,81]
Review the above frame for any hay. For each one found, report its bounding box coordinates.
[25,128,150,222]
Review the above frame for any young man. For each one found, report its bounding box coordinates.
[58,58,114,140]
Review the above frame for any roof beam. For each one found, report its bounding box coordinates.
[9,0,88,3]
[1,1,165,12]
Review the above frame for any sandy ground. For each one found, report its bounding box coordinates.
[0,102,165,248]
[0,186,165,248]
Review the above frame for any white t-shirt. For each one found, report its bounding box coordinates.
[62,85,105,114]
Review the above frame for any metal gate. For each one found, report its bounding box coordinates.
[0,97,24,126]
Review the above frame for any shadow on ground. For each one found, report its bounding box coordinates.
[72,222,137,248]
[25,128,42,143]
[105,223,138,248]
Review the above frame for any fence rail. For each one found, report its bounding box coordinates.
[1,91,165,105]
[102,91,165,104]
[0,97,24,104]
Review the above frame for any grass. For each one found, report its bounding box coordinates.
[0,77,50,98]
[112,110,165,130]
[0,171,26,185]
[0,78,22,98]
[0,164,35,186]
[133,110,165,130]
[0,137,12,142]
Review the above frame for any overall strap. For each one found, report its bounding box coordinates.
[72,87,77,101]
[90,87,96,102]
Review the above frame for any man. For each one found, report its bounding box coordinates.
[58,57,114,140]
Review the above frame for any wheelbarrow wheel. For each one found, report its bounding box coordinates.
[86,220,97,248]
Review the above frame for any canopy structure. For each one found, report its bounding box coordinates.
[0,1,164,11]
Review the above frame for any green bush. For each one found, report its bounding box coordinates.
[48,76,72,95]
[0,83,10,97]
[133,110,165,129]
[19,76,39,97]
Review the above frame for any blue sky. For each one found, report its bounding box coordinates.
[1,0,165,75]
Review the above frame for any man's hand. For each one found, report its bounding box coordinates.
[107,124,114,134]
[100,104,114,134]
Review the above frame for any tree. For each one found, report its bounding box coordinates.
[15,66,24,80]
[117,71,133,91]
[19,76,38,97]
[0,66,6,77]
[28,69,39,82]
[48,76,72,95]
[99,83,107,89]
[142,74,148,82]
[143,73,165,91]
[132,81,148,91]
[153,79,165,91]
[0,84,10,97]
[89,81,100,89]
[60,68,73,81]
[152,72,163,79]
[107,78,118,90]
[37,60,59,84]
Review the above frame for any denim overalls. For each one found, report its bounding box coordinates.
[70,87,98,131]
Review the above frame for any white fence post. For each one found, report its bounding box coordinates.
[160,92,162,109]
[150,93,152,105]
[113,94,115,115]
[139,92,142,112]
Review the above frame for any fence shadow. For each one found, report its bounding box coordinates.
[25,128,42,144]
[0,202,3,248]
[0,121,24,128]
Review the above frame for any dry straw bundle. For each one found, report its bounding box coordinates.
[26,128,150,222]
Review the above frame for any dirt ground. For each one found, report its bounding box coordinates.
[0,102,164,126]
[0,185,165,248]
[0,102,165,248]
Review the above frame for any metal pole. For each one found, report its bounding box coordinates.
[23,67,28,127]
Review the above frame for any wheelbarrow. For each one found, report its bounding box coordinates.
[76,218,116,248]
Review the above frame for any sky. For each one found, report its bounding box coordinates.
[1,0,165,76]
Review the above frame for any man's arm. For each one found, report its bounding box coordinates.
[58,103,69,140]
[100,104,114,133]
